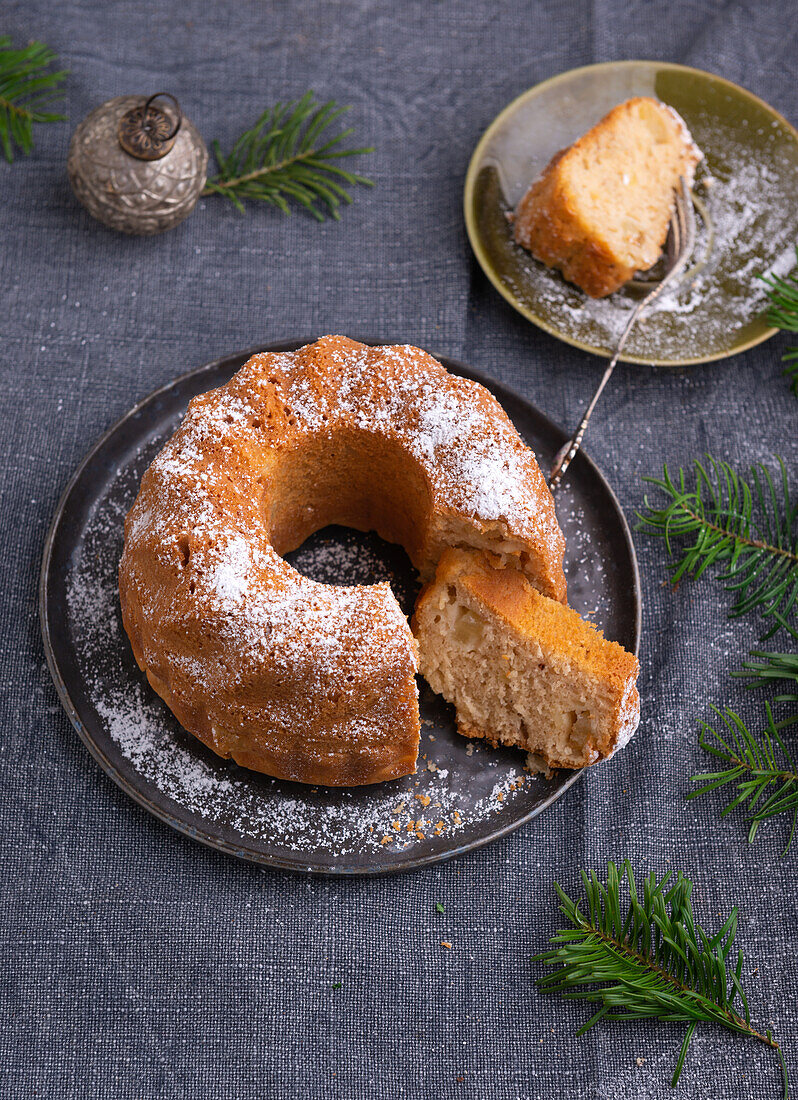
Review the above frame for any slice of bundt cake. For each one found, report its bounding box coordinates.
[413,549,639,772]
[513,96,701,298]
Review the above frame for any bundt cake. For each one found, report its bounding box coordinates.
[413,548,640,771]
[513,96,702,298]
[119,336,567,787]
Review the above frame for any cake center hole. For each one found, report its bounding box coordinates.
[285,525,420,619]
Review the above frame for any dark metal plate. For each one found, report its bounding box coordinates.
[40,340,641,875]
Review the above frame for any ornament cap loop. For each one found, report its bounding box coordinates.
[118,93,182,160]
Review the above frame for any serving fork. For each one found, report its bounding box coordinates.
[548,177,697,492]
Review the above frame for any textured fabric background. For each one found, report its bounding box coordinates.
[1,2,796,1097]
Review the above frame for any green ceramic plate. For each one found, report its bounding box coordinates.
[464,61,798,366]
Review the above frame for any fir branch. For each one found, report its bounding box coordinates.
[733,650,798,704]
[637,456,798,638]
[761,248,798,396]
[689,704,798,853]
[203,91,374,221]
[535,861,787,1093]
[0,36,67,162]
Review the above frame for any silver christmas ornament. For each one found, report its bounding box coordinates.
[67,93,208,235]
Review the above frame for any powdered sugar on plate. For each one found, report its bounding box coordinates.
[93,677,532,855]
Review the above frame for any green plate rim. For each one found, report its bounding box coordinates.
[463,59,798,367]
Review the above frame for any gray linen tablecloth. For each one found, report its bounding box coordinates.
[1,1,796,1097]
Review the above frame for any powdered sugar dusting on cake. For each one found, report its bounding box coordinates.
[402,375,540,527]
[119,337,564,763]
[209,536,257,605]
[255,339,563,551]
[137,339,562,556]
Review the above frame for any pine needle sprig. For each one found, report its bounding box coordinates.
[733,650,798,704]
[0,36,67,162]
[203,91,374,220]
[761,248,798,396]
[637,456,798,638]
[689,704,798,853]
[535,861,787,1093]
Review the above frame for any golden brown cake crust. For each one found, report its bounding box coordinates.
[119,336,566,786]
[513,97,701,298]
